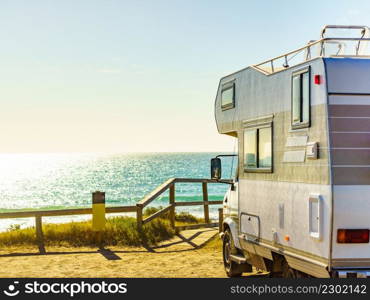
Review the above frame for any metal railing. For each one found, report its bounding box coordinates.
[252,37,370,75]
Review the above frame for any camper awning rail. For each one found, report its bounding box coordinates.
[252,37,370,75]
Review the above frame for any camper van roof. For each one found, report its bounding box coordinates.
[251,25,370,75]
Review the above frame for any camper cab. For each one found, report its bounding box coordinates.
[214,25,370,278]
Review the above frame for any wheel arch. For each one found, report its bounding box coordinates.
[222,217,241,249]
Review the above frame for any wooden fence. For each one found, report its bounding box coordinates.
[0,178,229,252]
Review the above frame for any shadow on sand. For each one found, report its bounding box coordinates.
[0,228,218,260]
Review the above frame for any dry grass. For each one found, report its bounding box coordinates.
[0,207,202,248]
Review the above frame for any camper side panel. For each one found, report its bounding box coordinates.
[215,58,332,275]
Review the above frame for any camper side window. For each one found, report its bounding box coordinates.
[244,126,272,172]
[291,68,310,129]
[221,82,235,110]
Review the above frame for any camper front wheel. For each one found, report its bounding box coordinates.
[223,229,248,277]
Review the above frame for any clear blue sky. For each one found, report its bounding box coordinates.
[1,0,369,152]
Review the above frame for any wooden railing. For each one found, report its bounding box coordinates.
[0,205,137,253]
[136,178,230,232]
[0,177,230,251]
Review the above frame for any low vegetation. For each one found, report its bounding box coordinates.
[0,207,202,248]
[143,206,202,224]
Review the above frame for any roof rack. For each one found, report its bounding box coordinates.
[252,25,370,75]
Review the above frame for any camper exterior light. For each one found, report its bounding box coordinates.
[314,74,321,85]
[337,229,369,244]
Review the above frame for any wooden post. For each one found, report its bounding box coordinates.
[169,183,175,229]
[136,205,143,233]
[202,182,210,223]
[35,215,46,254]
[92,191,106,231]
[218,208,223,233]
[92,191,106,248]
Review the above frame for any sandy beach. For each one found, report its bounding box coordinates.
[0,228,229,278]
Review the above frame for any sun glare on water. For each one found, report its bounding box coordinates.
[0,153,91,210]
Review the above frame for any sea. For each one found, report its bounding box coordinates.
[0,152,236,231]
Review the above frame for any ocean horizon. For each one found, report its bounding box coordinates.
[0,152,236,231]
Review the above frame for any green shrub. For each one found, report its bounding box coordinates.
[175,212,199,223]
[143,206,202,223]
[7,224,21,231]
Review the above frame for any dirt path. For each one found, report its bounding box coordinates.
[0,228,229,278]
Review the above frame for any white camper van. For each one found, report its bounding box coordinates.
[213,25,370,278]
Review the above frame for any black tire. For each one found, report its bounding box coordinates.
[281,261,307,278]
[282,262,297,278]
[223,229,248,277]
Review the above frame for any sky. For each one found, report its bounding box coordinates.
[0,0,369,153]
